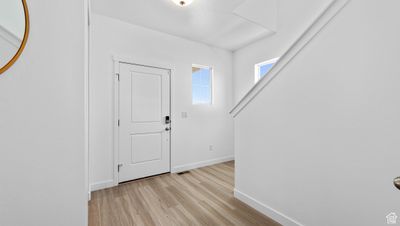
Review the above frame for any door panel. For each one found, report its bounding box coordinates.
[131,73,161,122]
[118,63,170,183]
[131,132,162,164]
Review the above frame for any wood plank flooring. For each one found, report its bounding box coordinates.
[89,161,280,226]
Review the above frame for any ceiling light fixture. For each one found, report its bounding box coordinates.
[171,0,193,7]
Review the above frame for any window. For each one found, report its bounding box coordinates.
[255,57,279,83]
[192,65,213,105]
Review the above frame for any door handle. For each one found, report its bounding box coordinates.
[165,127,171,131]
[394,177,400,190]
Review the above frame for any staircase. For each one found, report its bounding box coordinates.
[231,0,400,225]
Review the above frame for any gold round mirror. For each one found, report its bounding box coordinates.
[0,0,29,75]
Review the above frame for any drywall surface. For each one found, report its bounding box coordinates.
[89,14,234,188]
[232,0,331,103]
[234,0,400,225]
[0,0,87,225]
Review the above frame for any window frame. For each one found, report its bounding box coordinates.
[254,57,280,83]
[191,64,213,105]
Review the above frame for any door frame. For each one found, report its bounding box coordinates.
[112,55,174,186]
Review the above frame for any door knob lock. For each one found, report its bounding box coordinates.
[394,177,400,190]
[165,127,171,131]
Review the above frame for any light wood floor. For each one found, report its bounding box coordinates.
[89,161,280,226]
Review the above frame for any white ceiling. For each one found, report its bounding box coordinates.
[91,0,277,51]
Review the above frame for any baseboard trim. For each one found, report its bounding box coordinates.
[91,156,234,191]
[171,156,234,173]
[234,189,304,226]
[90,179,115,192]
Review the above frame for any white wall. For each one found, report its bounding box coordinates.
[89,14,234,188]
[232,0,331,103]
[0,0,87,226]
[234,0,400,225]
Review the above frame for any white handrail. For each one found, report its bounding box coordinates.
[230,0,350,117]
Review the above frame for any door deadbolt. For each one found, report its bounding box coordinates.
[165,116,171,124]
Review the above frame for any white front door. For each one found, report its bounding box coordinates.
[118,63,171,183]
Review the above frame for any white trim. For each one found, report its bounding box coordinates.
[90,180,115,192]
[90,156,234,191]
[192,64,211,70]
[254,57,280,83]
[234,189,304,226]
[112,59,120,187]
[112,55,174,186]
[85,0,91,203]
[113,55,176,72]
[171,156,234,173]
[230,0,350,117]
